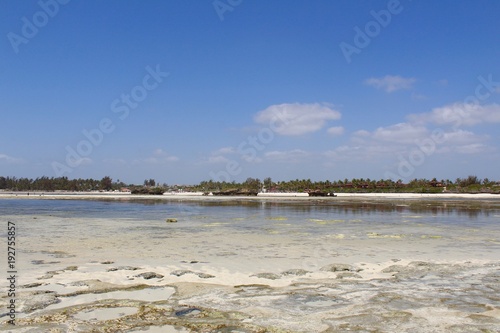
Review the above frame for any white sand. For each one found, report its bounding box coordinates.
[1,191,499,200]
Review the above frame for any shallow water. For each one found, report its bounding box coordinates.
[1,197,499,332]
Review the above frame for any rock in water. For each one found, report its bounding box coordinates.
[135,272,164,279]
[196,273,215,279]
[175,307,201,317]
[170,269,193,276]
[336,272,362,279]
[281,269,310,276]
[251,272,281,280]
[320,263,362,272]
[19,291,59,313]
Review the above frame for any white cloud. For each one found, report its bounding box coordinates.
[265,149,309,162]
[0,154,23,164]
[207,155,230,164]
[440,129,487,145]
[205,146,236,164]
[323,150,339,159]
[324,146,361,160]
[454,143,492,154]
[359,126,486,151]
[353,130,370,137]
[335,146,352,153]
[327,126,345,136]
[143,156,179,164]
[409,103,500,127]
[215,147,235,155]
[364,75,416,93]
[371,123,429,144]
[71,157,92,166]
[336,121,490,166]
[136,149,179,164]
[254,103,341,136]
[205,145,265,164]
[325,142,406,162]
[320,146,400,166]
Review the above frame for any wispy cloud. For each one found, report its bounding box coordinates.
[322,101,498,167]
[214,147,235,155]
[254,103,341,135]
[364,75,416,93]
[0,153,23,164]
[409,103,500,127]
[74,157,93,166]
[207,155,230,164]
[134,149,179,165]
[454,143,493,154]
[327,126,345,136]
[205,147,235,164]
[204,146,263,164]
[360,126,485,151]
[440,129,488,145]
[265,149,310,163]
[328,114,492,163]
[371,123,429,144]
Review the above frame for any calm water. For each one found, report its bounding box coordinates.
[1,197,499,229]
[1,197,499,267]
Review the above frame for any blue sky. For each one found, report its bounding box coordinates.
[1,0,499,185]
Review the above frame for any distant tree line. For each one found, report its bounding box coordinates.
[0,176,122,192]
[193,175,500,194]
[0,175,498,194]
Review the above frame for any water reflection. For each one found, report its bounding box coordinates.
[146,198,500,219]
[1,197,500,219]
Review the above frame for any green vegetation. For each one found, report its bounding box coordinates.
[0,175,498,194]
[194,175,499,194]
[130,186,165,195]
[0,176,123,192]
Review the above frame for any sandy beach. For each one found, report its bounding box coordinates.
[1,191,500,201]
